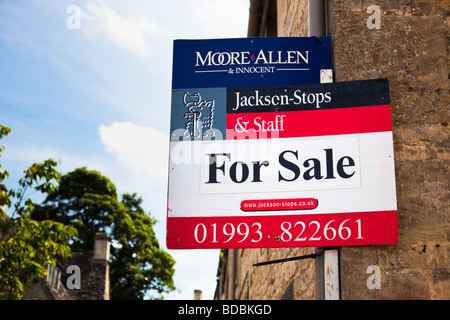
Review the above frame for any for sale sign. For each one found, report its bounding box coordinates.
[167,38,397,249]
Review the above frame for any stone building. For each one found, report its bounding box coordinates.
[215,0,449,300]
[22,232,111,300]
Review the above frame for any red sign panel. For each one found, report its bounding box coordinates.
[167,211,397,249]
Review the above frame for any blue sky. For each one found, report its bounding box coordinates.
[0,0,249,299]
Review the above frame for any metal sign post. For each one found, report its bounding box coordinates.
[324,248,340,299]
[317,72,340,301]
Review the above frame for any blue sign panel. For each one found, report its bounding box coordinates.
[172,37,332,89]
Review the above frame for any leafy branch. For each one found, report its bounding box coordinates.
[0,125,77,300]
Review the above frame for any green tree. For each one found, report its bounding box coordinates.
[0,125,77,300]
[33,167,118,252]
[33,167,176,299]
[110,193,175,299]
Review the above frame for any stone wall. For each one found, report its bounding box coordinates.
[328,0,449,300]
[277,0,309,36]
[217,0,448,300]
[237,248,315,299]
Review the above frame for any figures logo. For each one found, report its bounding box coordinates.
[183,92,215,138]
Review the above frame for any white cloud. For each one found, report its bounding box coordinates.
[98,121,169,182]
[81,0,161,56]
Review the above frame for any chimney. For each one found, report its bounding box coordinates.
[93,232,111,262]
[194,289,202,300]
[93,232,111,300]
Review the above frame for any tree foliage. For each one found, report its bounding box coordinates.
[33,167,118,252]
[33,167,176,299]
[0,125,77,300]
